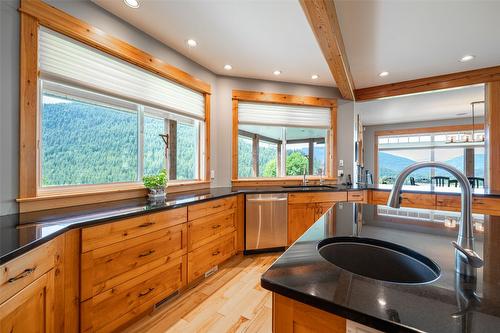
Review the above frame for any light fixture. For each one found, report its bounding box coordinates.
[273,70,281,76]
[460,55,475,62]
[311,74,319,80]
[224,64,232,71]
[379,71,389,77]
[123,0,140,8]
[446,101,485,144]
[186,39,197,48]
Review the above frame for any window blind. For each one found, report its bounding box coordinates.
[38,28,205,120]
[238,102,331,128]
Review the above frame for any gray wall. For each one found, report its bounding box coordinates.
[0,0,353,215]
[0,0,20,216]
[363,117,485,182]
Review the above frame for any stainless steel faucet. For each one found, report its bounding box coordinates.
[387,161,483,278]
[303,156,310,185]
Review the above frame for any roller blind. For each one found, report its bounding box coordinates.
[38,28,205,120]
[238,102,331,128]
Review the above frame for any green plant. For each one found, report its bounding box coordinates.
[142,169,168,190]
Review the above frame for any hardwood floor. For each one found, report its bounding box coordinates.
[123,253,280,333]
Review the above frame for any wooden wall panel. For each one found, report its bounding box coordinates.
[486,81,500,191]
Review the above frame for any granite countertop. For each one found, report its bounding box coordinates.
[0,185,357,265]
[261,203,500,332]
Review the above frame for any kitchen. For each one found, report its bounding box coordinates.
[1,0,500,332]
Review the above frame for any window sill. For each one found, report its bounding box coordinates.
[231,177,337,187]
[17,180,211,213]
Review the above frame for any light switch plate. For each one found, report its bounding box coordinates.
[210,170,215,179]
[339,160,344,167]
[338,170,344,177]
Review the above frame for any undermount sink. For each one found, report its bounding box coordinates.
[282,185,337,190]
[318,237,440,284]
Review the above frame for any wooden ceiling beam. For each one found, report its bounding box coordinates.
[355,65,500,101]
[300,0,355,101]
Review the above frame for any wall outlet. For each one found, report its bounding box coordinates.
[339,160,344,167]
[338,170,344,177]
[210,170,215,179]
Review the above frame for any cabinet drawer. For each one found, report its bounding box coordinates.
[288,192,347,204]
[347,191,367,203]
[472,197,500,215]
[188,209,236,251]
[400,193,435,209]
[188,196,237,221]
[436,195,460,211]
[82,207,187,252]
[370,190,389,205]
[0,239,57,305]
[188,232,236,283]
[81,255,186,333]
[81,224,187,301]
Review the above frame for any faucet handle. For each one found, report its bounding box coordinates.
[452,241,484,268]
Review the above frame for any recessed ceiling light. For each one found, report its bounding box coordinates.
[224,64,232,71]
[123,0,139,8]
[311,74,319,80]
[379,71,389,77]
[273,70,281,76]
[186,39,197,48]
[460,55,475,62]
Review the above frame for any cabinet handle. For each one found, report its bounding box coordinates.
[138,249,156,258]
[139,222,155,228]
[8,267,36,283]
[212,204,222,209]
[138,287,155,297]
[212,224,221,229]
[212,250,221,256]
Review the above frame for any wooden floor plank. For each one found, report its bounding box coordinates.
[123,253,279,333]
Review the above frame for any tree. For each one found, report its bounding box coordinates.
[262,151,308,177]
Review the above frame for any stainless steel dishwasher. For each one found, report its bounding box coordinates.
[245,193,287,253]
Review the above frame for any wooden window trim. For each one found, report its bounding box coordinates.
[18,0,211,211]
[373,124,485,185]
[232,90,337,184]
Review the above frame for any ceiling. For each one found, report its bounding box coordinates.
[336,0,500,89]
[357,84,485,126]
[91,0,334,86]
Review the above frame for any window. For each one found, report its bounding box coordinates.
[377,129,485,188]
[235,98,333,179]
[37,28,207,189]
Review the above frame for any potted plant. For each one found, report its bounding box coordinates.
[143,169,168,200]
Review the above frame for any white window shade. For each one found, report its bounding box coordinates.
[38,28,205,120]
[238,102,331,128]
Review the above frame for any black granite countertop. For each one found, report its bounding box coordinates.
[0,185,359,265]
[261,203,500,332]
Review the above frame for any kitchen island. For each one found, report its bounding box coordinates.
[261,202,500,332]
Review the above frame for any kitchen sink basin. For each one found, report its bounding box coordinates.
[318,237,440,284]
[282,185,337,190]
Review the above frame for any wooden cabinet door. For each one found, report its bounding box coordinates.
[288,203,317,245]
[315,202,335,220]
[0,270,55,333]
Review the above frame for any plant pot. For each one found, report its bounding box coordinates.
[147,187,166,201]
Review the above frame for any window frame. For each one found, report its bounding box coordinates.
[231,90,337,184]
[18,2,211,212]
[374,124,485,186]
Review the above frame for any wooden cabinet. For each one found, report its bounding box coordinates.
[80,207,188,332]
[370,190,436,209]
[187,196,237,221]
[188,209,236,251]
[287,192,347,245]
[187,232,236,283]
[347,190,367,203]
[0,269,55,333]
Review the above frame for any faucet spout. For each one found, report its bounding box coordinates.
[387,161,482,278]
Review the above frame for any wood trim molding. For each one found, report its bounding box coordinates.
[375,124,485,137]
[19,0,211,94]
[486,82,500,191]
[204,93,211,181]
[299,0,355,100]
[232,90,336,107]
[373,124,485,184]
[17,181,211,213]
[355,66,500,101]
[19,12,38,198]
[232,99,239,180]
